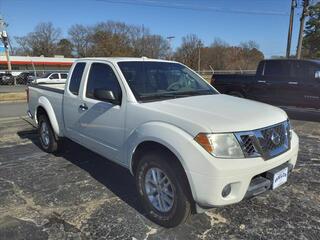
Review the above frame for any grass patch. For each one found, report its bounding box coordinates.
[0,92,26,102]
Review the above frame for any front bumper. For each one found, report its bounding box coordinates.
[187,131,299,208]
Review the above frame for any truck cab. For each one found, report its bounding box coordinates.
[255,59,320,108]
[212,59,320,109]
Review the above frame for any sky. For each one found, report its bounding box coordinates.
[0,0,318,58]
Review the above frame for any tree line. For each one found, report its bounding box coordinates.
[15,21,265,71]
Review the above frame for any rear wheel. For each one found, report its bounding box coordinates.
[135,150,192,228]
[38,114,59,153]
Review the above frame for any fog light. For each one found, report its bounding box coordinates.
[222,184,231,198]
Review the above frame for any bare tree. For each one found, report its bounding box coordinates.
[56,38,73,57]
[68,24,91,57]
[133,34,170,58]
[15,22,61,56]
[174,34,203,69]
[88,21,135,57]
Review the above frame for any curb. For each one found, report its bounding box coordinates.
[0,100,27,104]
[0,92,26,103]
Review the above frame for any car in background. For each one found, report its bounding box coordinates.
[33,72,68,84]
[211,59,320,109]
[16,71,41,85]
[0,72,14,85]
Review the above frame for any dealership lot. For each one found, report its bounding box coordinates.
[0,116,319,240]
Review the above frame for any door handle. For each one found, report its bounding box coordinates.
[288,81,298,85]
[258,80,266,83]
[79,103,88,111]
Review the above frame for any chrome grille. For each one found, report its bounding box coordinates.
[235,121,291,160]
[240,135,258,156]
[260,124,286,152]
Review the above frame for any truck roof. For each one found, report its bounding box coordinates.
[263,59,320,64]
[74,57,177,64]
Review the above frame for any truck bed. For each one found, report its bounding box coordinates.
[30,83,65,94]
[27,83,65,135]
[213,73,256,83]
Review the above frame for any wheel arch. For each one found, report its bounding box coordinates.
[130,139,196,209]
[36,96,61,136]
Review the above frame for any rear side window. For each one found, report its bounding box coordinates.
[69,63,86,95]
[291,61,319,81]
[86,63,122,100]
[61,73,68,79]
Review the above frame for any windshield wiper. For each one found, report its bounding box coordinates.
[139,92,185,100]
[139,90,213,101]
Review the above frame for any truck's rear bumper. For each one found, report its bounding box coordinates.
[188,131,299,209]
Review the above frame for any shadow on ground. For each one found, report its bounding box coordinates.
[17,129,145,215]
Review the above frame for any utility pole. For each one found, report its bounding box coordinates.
[166,36,175,60]
[0,16,14,83]
[297,0,309,59]
[198,42,201,73]
[286,0,297,58]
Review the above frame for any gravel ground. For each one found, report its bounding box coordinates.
[0,117,319,240]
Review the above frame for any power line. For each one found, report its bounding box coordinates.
[96,0,293,16]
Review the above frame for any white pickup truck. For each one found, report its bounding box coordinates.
[27,57,299,227]
[33,72,68,84]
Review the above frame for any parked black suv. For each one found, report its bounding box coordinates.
[211,59,320,109]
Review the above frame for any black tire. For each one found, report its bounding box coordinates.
[229,91,244,98]
[135,150,192,228]
[38,114,59,153]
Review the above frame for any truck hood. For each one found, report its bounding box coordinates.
[144,94,288,133]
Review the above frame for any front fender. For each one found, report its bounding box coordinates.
[126,121,203,200]
[37,96,61,136]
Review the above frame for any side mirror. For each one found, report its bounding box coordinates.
[49,76,53,79]
[315,71,320,80]
[93,89,121,105]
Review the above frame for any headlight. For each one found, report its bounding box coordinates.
[285,119,292,140]
[195,133,244,158]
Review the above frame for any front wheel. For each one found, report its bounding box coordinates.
[135,151,192,228]
[38,114,59,153]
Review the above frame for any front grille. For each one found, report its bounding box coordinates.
[235,121,291,160]
[240,135,258,156]
[260,124,286,152]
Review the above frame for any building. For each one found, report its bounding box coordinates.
[0,55,75,76]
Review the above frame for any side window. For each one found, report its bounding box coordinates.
[50,73,59,79]
[61,73,68,79]
[264,61,290,80]
[291,62,317,81]
[69,62,86,95]
[86,63,122,101]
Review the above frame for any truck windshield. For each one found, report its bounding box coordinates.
[118,61,217,102]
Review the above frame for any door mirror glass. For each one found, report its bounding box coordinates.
[93,89,120,105]
[315,71,320,80]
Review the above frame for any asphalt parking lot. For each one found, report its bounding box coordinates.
[0,116,319,240]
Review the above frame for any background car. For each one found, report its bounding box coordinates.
[0,72,14,85]
[15,71,41,85]
[33,72,68,84]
